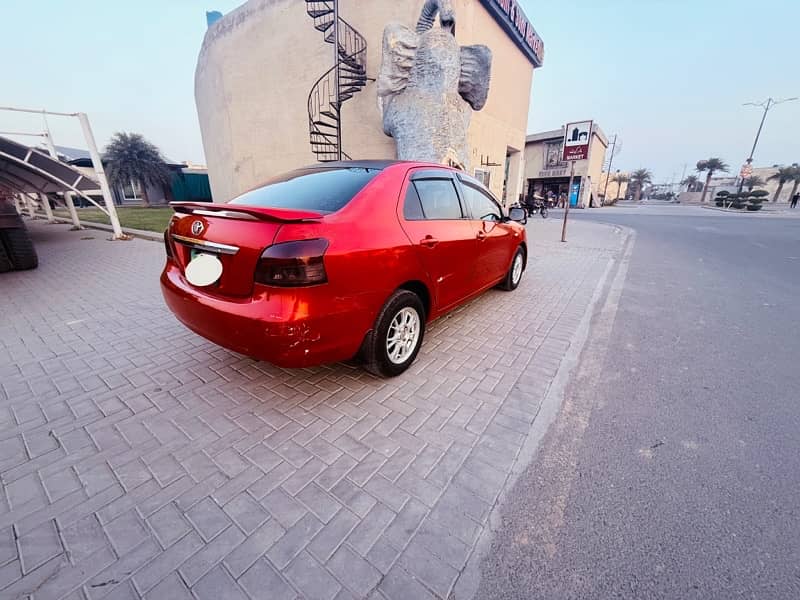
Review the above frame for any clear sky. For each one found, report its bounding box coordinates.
[2,0,797,183]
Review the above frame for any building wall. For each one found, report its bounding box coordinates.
[597,171,629,202]
[195,0,535,204]
[752,167,797,202]
[584,134,607,205]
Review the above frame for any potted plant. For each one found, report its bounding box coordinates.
[747,189,768,211]
[715,190,729,207]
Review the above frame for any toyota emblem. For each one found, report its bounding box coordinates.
[191,220,204,236]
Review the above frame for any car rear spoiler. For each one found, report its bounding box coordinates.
[170,202,324,223]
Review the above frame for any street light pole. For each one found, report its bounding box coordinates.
[602,133,617,204]
[738,97,798,191]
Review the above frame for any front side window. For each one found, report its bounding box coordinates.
[229,167,380,213]
[412,178,463,220]
[461,183,502,221]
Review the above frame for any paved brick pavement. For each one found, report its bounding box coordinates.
[1,217,624,599]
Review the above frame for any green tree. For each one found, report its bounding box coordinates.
[681,174,701,192]
[611,173,630,201]
[696,158,729,204]
[103,132,171,207]
[630,168,653,202]
[768,165,798,202]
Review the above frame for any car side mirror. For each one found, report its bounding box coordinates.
[508,206,527,224]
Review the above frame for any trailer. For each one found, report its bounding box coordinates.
[0,134,120,271]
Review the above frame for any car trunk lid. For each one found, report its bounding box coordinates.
[168,203,323,297]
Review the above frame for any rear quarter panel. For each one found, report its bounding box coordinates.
[272,165,431,354]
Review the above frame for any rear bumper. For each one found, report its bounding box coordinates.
[160,262,366,368]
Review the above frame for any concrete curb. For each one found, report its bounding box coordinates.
[36,215,163,242]
[701,205,790,215]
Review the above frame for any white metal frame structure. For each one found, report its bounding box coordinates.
[0,106,125,239]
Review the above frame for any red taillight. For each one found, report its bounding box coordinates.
[164,230,174,258]
[255,238,329,287]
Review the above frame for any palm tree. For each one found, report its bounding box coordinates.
[629,168,653,202]
[743,175,766,191]
[696,158,729,204]
[681,174,701,192]
[104,132,171,207]
[768,166,797,202]
[611,173,630,202]
[786,165,800,204]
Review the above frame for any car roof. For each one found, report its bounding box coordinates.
[298,160,456,171]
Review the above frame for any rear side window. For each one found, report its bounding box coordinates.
[412,179,463,220]
[229,167,380,213]
[403,184,425,220]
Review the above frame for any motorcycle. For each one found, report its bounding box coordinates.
[528,195,548,219]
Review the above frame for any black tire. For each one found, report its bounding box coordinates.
[541,207,548,218]
[499,246,526,291]
[0,240,12,273]
[362,289,426,377]
[0,227,38,270]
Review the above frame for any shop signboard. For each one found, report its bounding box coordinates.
[562,121,593,161]
[478,0,545,67]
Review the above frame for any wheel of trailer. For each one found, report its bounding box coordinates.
[0,239,12,273]
[0,227,38,270]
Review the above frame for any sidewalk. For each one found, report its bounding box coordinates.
[0,218,628,599]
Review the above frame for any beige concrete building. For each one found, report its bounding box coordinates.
[522,125,608,208]
[597,170,630,203]
[195,0,544,204]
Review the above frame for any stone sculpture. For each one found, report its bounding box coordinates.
[377,0,492,170]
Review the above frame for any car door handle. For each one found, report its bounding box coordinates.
[476,231,487,240]
[420,236,439,248]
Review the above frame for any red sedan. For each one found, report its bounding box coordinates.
[161,160,528,376]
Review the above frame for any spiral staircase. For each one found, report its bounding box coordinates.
[304,1,368,161]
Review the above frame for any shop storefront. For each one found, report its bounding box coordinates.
[522,125,608,208]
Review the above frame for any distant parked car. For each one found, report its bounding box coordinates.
[161,160,528,376]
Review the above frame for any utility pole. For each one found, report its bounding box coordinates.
[738,96,798,192]
[601,134,618,203]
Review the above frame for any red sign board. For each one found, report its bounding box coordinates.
[562,120,593,161]
[739,162,753,179]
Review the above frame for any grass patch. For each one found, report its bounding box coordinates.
[54,206,174,233]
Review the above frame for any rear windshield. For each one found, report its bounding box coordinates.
[229,167,381,213]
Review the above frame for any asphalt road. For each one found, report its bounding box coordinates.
[473,206,800,599]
